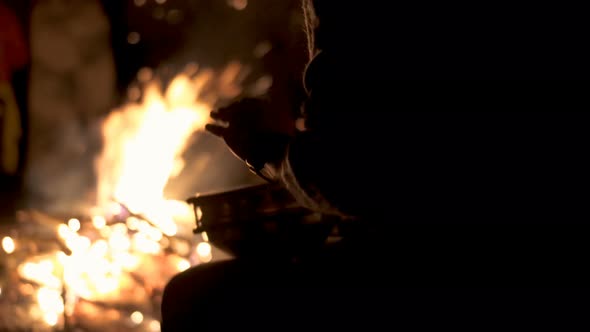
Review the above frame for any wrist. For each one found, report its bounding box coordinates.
[244,133,291,181]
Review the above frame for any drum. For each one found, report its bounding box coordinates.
[187,184,335,259]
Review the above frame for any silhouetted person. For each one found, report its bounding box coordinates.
[162,2,589,331]
[205,1,587,223]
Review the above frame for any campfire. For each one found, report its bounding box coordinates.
[0,62,261,331]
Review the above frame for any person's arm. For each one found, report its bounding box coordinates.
[205,96,384,218]
[262,132,347,216]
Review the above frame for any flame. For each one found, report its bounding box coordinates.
[95,74,208,226]
[94,63,247,230]
[8,63,254,328]
[131,311,144,325]
[196,242,213,263]
[37,286,64,326]
[68,218,81,232]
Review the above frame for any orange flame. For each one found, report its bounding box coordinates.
[94,63,245,231]
[10,63,253,328]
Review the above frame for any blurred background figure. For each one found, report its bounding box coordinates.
[24,0,116,216]
[0,1,28,223]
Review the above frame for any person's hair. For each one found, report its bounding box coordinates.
[301,0,318,58]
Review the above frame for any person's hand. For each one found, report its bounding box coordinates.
[205,98,294,175]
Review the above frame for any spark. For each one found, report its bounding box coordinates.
[2,236,15,254]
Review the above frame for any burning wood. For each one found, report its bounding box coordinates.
[1,208,207,331]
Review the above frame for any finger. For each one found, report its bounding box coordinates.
[210,109,230,121]
[211,98,264,121]
[205,124,226,137]
[210,104,238,122]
